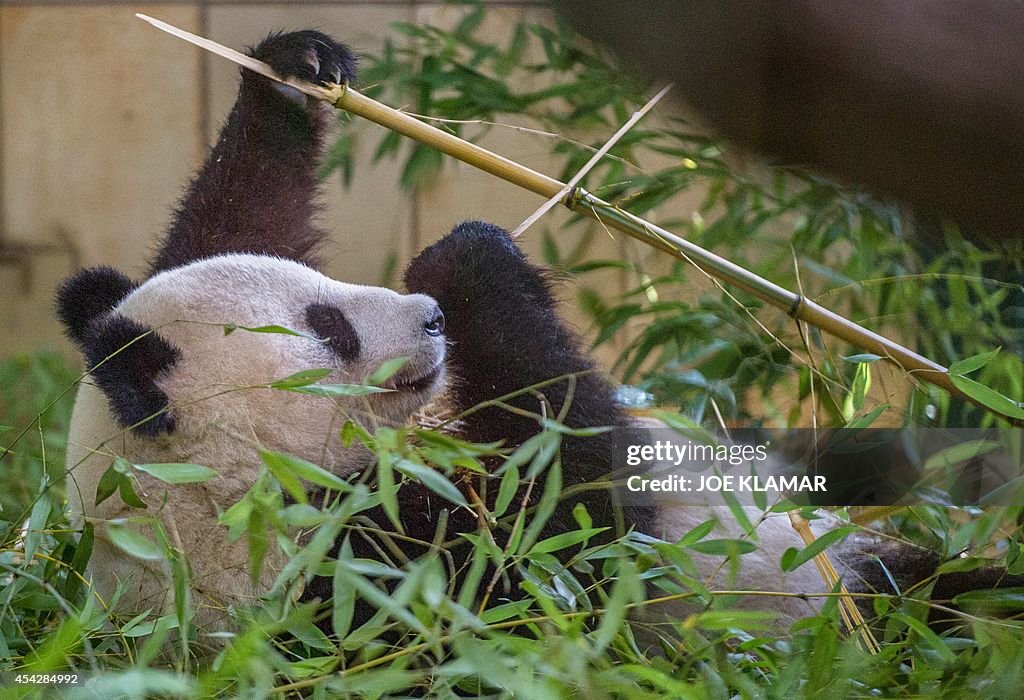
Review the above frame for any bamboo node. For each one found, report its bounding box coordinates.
[562,186,582,210]
[328,81,348,108]
[788,294,805,319]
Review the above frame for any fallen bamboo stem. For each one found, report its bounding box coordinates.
[138,14,1013,423]
[788,512,880,654]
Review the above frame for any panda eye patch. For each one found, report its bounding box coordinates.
[305,302,360,361]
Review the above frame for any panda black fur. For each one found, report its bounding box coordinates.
[56,30,1022,637]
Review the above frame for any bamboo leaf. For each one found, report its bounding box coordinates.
[247,506,269,583]
[922,440,1000,470]
[287,383,392,398]
[677,519,716,546]
[949,375,1024,420]
[223,323,319,340]
[260,451,308,504]
[949,347,1001,375]
[95,461,122,506]
[844,403,890,429]
[841,353,882,364]
[286,618,335,651]
[894,612,956,664]
[23,483,50,563]
[366,356,409,385]
[592,560,642,653]
[376,451,402,534]
[780,526,858,572]
[531,527,608,554]
[106,521,164,561]
[340,420,373,448]
[261,450,352,493]
[269,368,333,388]
[133,462,218,485]
[332,538,357,639]
[518,460,562,555]
[953,587,1024,615]
[687,538,759,556]
[117,473,148,510]
[572,502,592,530]
[64,522,94,602]
[395,458,467,507]
[493,464,520,518]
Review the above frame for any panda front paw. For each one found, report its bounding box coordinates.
[405,220,552,324]
[405,221,527,295]
[247,30,357,102]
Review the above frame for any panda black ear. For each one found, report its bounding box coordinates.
[82,313,182,437]
[56,266,139,346]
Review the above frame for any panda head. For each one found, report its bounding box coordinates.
[56,254,447,479]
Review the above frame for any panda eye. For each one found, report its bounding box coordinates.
[424,307,445,337]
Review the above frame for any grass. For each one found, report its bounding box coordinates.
[1,353,1023,698]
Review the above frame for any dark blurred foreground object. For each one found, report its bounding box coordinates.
[554,0,1024,240]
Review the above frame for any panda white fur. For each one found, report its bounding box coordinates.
[56,29,1017,636]
[61,254,446,626]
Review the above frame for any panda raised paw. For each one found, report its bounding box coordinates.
[247,30,357,103]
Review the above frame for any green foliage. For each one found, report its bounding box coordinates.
[0,351,1021,696]
[3,395,1024,696]
[0,351,77,517]
[331,4,648,192]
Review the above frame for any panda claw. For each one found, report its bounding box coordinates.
[302,47,320,80]
[272,83,312,105]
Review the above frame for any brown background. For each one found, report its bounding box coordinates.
[2,0,686,362]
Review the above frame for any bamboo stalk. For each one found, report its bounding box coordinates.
[136,14,1005,421]
[337,87,566,199]
[335,85,966,404]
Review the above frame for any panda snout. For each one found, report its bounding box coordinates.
[424,305,445,337]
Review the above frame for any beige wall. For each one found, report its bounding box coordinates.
[2,0,638,360]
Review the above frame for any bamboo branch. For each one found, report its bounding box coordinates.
[510,83,672,238]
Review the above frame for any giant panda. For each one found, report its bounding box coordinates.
[56,29,1021,639]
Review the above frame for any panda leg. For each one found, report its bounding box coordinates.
[148,31,357,275]
[840,537,1024,630]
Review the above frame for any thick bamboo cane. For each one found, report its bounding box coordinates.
[137,14,1011,422]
